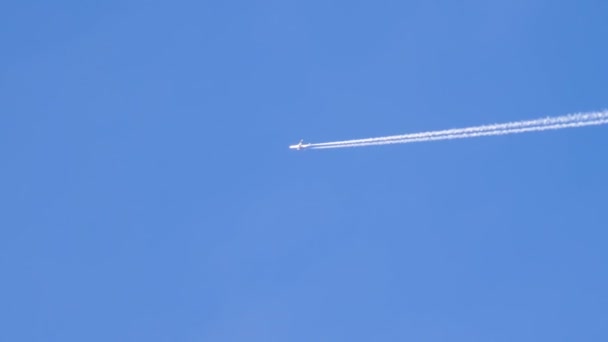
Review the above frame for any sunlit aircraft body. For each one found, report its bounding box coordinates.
[289,139,311,150]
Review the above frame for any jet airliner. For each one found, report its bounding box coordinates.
[289,139,311,150]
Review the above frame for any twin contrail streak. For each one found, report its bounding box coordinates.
[306,110,608,150]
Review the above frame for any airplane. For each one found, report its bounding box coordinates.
[289,139,311,150]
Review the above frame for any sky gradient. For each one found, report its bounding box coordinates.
[2,1,608,341]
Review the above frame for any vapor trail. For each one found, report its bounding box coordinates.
[308,110,608,150]
[312,118,608,149]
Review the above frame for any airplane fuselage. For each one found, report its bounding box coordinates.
[289,140,311,150]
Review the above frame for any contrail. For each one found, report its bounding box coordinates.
[312,118,608,149]
[307,110,608,150]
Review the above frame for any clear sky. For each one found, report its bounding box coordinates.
[2,1,608,341]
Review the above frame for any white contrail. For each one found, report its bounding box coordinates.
[308,110,608,149]
[312,118,608,149]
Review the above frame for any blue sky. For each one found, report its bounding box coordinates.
[2,1,608,340]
